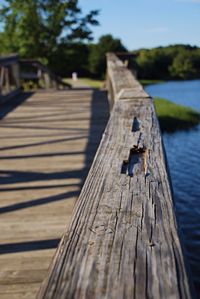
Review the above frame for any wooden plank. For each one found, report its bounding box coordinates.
[0,88,109,298]
[37,54,193,299]
[0,284,40,299]
[0,54,18,66]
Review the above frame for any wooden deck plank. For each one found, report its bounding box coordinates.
[0,88,109,298]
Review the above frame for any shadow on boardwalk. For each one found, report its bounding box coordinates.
[0,88,109,254]
[0,92,33,120]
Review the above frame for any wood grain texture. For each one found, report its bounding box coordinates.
[0,88,109,299]
[37,54,193,298]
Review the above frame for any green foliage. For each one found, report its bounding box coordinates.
[139,79,164,86]
[169,51,199,79]
[49,42,90,77]
[0,0,98,68]
[78,78,103,88]
[135,45,200,80]
[154,97,200,132]
[88,35,127,78]
[0,1,127,78]
[49,34,126,77]
[136,48,172,79]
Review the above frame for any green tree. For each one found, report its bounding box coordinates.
[135,48,172,79]
[169,50,198,79]
[134,45,200,80]
[88,34,127,78]
[50,42,90,77]
[0,0,98,70]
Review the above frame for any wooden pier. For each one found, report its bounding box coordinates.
[0,54,195,298]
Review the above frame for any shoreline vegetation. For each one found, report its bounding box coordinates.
[68,78,199,133]
[139,79,164,86]
[154,97,200,133]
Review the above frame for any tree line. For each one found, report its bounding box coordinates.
[134,45,200,80]
[0,0,200,80]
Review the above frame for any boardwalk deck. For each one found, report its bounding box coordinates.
[0,88,109,299]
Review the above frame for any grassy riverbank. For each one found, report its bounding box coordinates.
[65,78,103,89]
[139,79,164,86]
[154,97,200,132]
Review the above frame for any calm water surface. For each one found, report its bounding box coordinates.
[145,80,200,295]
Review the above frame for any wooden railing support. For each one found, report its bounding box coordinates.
[11,62,20,88]
[20,59,71,89]
[0,54,71,98]
[0,54,21,103]
[37,53,195,299]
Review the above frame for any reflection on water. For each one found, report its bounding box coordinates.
[145,80,200,295]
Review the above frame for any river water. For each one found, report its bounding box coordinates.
[145,80,200,296]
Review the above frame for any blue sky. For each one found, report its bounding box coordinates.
[79,0,200,50]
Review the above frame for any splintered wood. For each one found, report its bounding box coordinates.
[38,54,193,299]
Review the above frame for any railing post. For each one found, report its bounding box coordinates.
[0,67,5,95]
[43,73,51,89]
[0,54,21,102]
[106,69,114,111]
[11,62,20,88]
[5,67,11,93]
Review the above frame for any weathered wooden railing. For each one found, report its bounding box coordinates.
[37,53,194,299]
[0,54,71,101]
[20,59,71,89]
[0,54,21,103]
